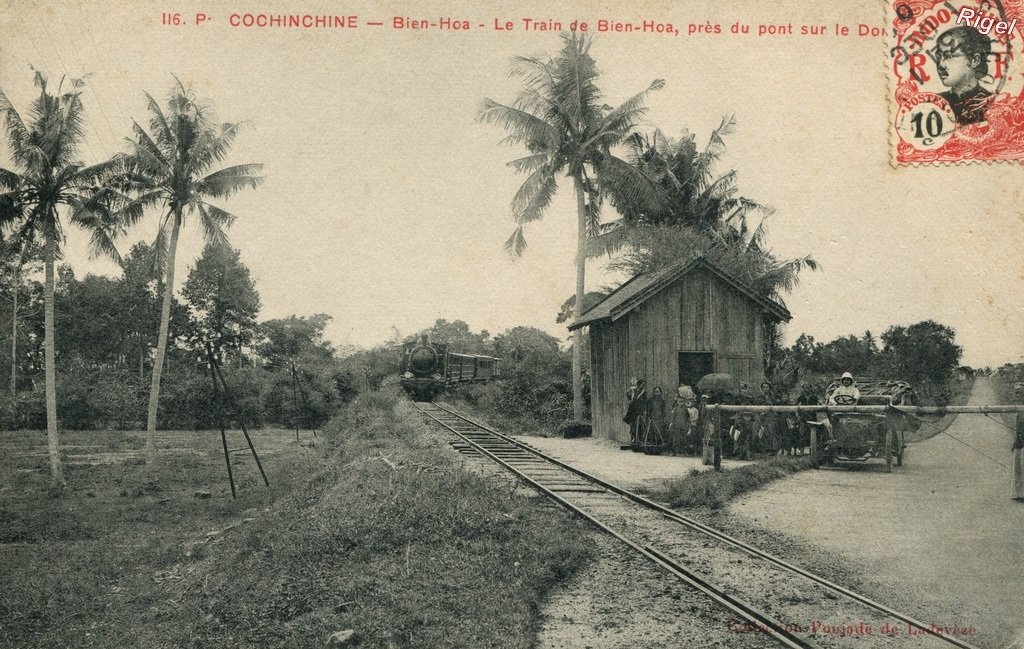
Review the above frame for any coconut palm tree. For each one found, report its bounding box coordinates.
[0,72,125,490]
[593,117,817,304]
[479,33,664,420]
[119,80,263,463]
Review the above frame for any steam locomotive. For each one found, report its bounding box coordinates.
[399,337,500,401]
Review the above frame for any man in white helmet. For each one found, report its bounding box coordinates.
[829,372,861,405]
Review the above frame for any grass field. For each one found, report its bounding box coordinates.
[0,390,592,648]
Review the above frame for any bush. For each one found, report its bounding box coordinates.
[260,364,340,429]
[451,345,577,433]
[0,367,146,430]
[323,387,412,442]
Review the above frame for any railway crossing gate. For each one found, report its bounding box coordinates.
[705,402,1024,471]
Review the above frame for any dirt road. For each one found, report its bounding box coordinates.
[730,378,1024,648]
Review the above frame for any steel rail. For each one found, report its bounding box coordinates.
[414,402,815,649]
[429,402,980,649]
[708,404,1024,414]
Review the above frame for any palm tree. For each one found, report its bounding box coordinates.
[593,117,817,304]
[0,72,124,490]
[119,80,263,463]
[479,33,664,420]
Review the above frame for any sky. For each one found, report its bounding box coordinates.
[1,0,1022,367]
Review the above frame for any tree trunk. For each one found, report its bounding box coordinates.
[43,231,64,489]
[572,176,587,422]
[145,212,181,463]
[10,259,18,418]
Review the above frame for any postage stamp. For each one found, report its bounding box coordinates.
[889,0,1024,163]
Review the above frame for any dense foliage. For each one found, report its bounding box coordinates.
[0,243,355,430]
[995,363,1024,404]
[440,324,584,432]
[779,320,964,404]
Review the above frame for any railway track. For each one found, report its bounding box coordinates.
[414,401,979,649]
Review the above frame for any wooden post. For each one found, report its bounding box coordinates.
[884,415,895,473]
[809,425,819,468]
[700,397,712,465]
[289,360,300,441]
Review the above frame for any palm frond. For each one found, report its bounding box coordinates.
[584,220,630,259]
[189,122,240,174]
[510,165,558,224]
[0,168,23,191]
[128,119,171,172]
[1,96,49,172]
[0,189,26,227]
[503,226,528,257]
[194,163,264,199]
[196,202,236,247]
[593,79,665,140]
[143,91,175,147]
[478,99,558,148]
[596,154,667,217]
[506,153,550,174]
[704,115,737,162]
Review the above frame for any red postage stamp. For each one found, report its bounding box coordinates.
[890,0,1024,163]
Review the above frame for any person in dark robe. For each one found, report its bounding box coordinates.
[669,385,696,455]
[648,386,666,450]
[731,412,754,460]
[623,378,648,450]
[624,377,638,443]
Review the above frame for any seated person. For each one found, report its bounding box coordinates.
[829,372,860,405]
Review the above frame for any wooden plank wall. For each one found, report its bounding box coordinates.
[590,269,771,441]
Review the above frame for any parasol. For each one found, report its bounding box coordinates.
[696,373,741,395]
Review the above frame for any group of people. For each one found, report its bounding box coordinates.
[620,372,1024,502]
[623,371,866,468]
[623,378,701,455]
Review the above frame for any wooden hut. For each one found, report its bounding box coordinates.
[569,256,791,442]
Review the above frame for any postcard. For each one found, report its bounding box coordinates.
[1,1,1022,647]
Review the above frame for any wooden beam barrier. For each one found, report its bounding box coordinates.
[708,404,1024,415]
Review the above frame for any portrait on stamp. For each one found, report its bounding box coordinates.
[933,25,993,124]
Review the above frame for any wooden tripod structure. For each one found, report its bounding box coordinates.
[289,360,318,441]
[205,342,269,499]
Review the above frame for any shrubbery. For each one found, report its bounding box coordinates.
[449,326,586,434]
[1,360,355,431]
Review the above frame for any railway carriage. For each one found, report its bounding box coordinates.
[399,338,500,401]
[815,379,919,472]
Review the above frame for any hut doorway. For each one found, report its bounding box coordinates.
[678,351,715,389]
